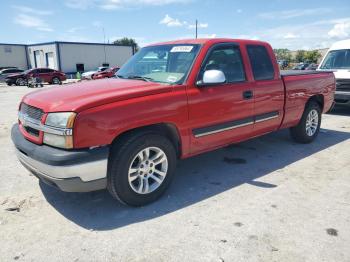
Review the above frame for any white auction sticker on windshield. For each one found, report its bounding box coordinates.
[170,46,194,53]
[167,76,178,83]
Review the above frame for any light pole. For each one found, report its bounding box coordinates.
[195,19,198,39]
[103,27,107,65]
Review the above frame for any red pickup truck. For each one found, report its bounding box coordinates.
[12,39,335,206]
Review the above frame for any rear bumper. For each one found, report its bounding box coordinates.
[334,91,350,105]
[11,124,109,192]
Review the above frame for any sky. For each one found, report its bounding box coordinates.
[0,0,350,50]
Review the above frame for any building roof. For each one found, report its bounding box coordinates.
[0,41,135,47]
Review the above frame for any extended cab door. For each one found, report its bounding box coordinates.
[187,43,255,154]
[246,45,285,135]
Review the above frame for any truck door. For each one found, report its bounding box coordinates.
[246,45,285,136]
[187,43,255,154]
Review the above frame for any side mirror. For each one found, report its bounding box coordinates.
[197,70,226,86]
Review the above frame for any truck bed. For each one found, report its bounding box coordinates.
[279,69,335,130]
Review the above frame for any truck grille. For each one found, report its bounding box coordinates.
[20,103,44,121]
[336,79,350,92]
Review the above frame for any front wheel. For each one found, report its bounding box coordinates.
[290,101,321,143]
[107,132,177,206]
[16,78,26,86]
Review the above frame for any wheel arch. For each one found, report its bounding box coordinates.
[110,123,182,158]
[307,94,324,111]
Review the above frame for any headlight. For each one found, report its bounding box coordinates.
[45,112,76,128]
[43,112,76,149]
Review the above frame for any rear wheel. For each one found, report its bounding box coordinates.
[107,132,177,206]
[290,101,321,143]
[52,77,61,85]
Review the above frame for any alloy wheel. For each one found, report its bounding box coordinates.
[128,147,168,194]
[306,109,319,136]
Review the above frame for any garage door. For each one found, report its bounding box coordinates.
[46,52,55,69]
[34,50,42,68]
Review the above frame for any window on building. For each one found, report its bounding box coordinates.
[4,46,12,53]
[76,64,84,72]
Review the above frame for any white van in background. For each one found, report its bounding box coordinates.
[318,39,350,106]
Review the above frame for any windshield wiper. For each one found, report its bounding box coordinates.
[117,75,154,82]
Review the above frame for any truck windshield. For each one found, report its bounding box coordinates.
[117,44,200,84]
[319,49,350,69]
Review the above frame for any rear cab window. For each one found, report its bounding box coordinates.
[247,45,275,81]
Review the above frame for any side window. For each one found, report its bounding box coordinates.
[41,69,52,73]
[200,45,246,83]
[247,45,274,80]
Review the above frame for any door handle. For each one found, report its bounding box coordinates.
[243,90,253,100]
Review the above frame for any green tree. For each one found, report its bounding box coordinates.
[295,50,306,63]
[304,50,321,63]
[274,48,292,63]
[113,37,139,52]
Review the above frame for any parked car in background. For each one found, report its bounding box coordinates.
[277,60,289,69]
[0,68,24,82]
[82,66,108,80]
[305,63,318,70]
[5,68,66,86]
[292,63,309,70]
[318,39,350,106]
[11,38,335,206]
[92,66,120,80]
[0,66,18,70]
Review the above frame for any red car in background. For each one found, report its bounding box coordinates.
[5,68,66,86]
[92,66,120,80]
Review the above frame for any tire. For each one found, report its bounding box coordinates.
[290,101,321,143]
[107,132,177,206]
[52,77,61,85]
[16,78,26,86]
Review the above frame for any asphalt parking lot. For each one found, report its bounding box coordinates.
[1,84,350,262]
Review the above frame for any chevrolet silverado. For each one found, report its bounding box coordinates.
[12,39,335,206]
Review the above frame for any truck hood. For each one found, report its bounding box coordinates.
[318,69,350,79]
[22,78,173,112]
[333,70,350,79]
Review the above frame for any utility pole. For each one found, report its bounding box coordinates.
[103,27,107,65]
[195,19,198,39]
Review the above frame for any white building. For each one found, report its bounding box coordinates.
[0,41,135,73]
[0,44,28,69]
